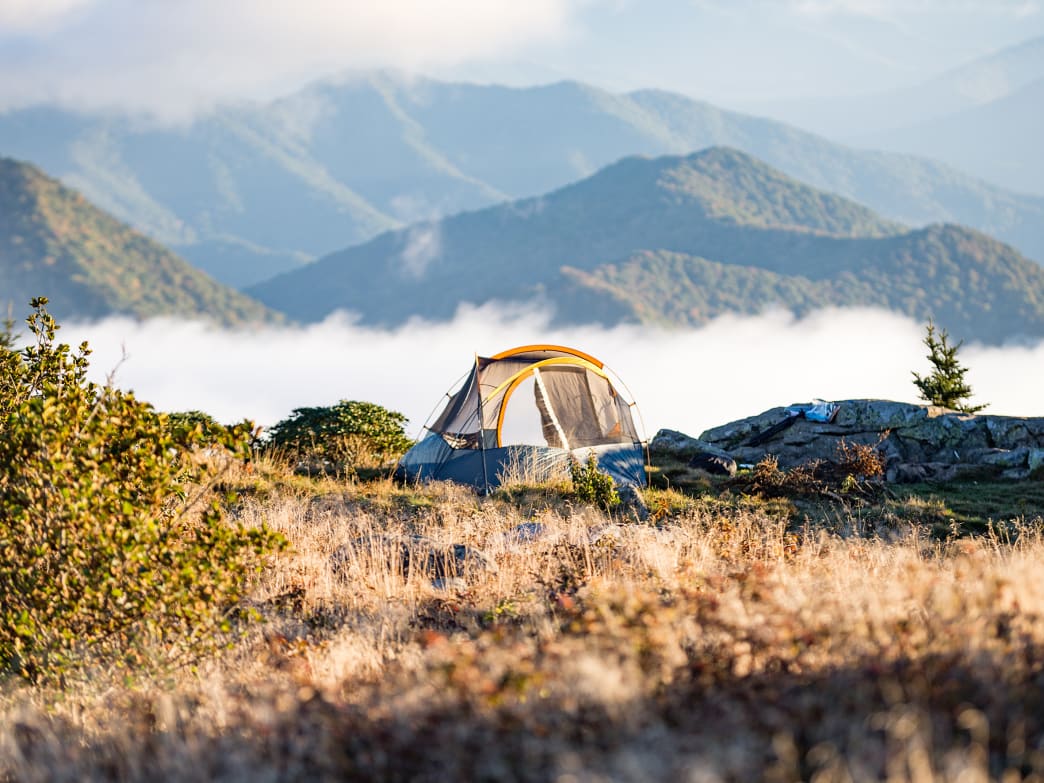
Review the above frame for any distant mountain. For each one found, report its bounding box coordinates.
[747,35,1044,139]
[924,35,1044,105]
[248,148,1044,344]
[1,73,1043,289]
[863,78,1044,196]
[0,157,278,326]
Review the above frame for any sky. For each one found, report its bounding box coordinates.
[0,0,1042,119]
[5,0,1044,433]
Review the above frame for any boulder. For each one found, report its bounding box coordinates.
[885,462,990,483]
[588,523,627,547]
[423,543,495,580]
[431,577,468,592]
[618,484,651,519]
[329,534,412,576]
[498,522,556,554]
[1002,468,1034,481]
[330,535,494,584]
[1030,449,1044,473]
[698,400,1044,482]
[886,462,950,483]
[504,522,547,544]
[649,429,737,476]
[975,448,1030,469]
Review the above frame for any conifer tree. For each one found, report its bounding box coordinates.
[911,320,986,413]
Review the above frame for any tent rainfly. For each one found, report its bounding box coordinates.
[395,345,646,492]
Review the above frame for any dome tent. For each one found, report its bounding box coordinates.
[396,345,646,492]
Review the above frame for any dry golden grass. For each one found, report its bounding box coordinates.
[3,457,1044,781]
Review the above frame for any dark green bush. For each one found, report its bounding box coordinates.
[265,399,412,475]
[570,452,621,511]
[166,409,235,441]
[0,298,284,683]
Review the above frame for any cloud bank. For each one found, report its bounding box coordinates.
[60,306,1044,441]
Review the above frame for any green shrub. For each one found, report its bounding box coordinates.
[570,452,621,511]
[265,399,412,475]
[0,298,284,683]
[165,409,238,443]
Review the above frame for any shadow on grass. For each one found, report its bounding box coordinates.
[7,637,1043,782]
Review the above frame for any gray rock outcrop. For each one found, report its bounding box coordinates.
[692,399,1044,482]
[649,430,738,476]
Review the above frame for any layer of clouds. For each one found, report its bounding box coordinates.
[60,306,1041,440]
[0,0,583,119]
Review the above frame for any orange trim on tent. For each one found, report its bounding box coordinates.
[489,344,604,368]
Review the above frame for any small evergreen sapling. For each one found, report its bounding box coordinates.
[911,320,986,413]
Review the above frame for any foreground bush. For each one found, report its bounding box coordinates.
[0,298,283,682]
[265,399,412,475]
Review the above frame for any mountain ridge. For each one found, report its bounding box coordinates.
[0,156,279,326]
[247,147,1044,344]
[1,72,1042,288]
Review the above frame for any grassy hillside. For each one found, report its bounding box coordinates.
[2,72,1043,287]
[249,147,1044,343]
[0,157,279,326]
[3,452,1044,780]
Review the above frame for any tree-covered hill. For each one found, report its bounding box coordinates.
[558,223,1044,342]
[248,147,1044,344]
[0,157,279,326]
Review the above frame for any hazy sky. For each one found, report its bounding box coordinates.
[0,0,1041,119]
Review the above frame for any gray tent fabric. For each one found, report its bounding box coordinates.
[397,345,646,491]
